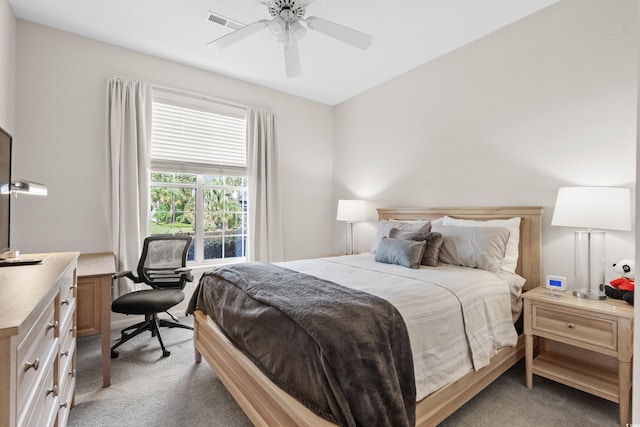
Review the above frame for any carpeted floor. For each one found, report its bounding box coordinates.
[68,317,620,427]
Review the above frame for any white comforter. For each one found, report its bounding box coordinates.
[280,253,519,400]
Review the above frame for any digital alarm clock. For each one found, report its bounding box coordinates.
[546,275,567,291]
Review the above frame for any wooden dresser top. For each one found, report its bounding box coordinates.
[0,252,79,337]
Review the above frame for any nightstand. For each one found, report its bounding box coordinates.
[523,286,633,425]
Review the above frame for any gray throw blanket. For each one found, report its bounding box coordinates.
[186,262,416,427]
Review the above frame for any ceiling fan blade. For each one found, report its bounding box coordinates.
[305,16,372,50]
[207,20,269,51]
[284,38,301,78]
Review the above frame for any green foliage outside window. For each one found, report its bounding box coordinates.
[150,172,196,230]
[150,172,247,260]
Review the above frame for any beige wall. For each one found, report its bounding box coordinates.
[0,0,15,133]
[13,20,334,261]
[333,0,637,287]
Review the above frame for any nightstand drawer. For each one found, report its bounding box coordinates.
[532,305,617,351]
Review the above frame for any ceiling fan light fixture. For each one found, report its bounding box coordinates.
[289,20,307,40]
[268,16,285,36]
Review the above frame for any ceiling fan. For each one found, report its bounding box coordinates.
[207,0,373,78]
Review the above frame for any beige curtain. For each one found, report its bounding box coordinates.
[247,107,284,262]
[107,76,151,297]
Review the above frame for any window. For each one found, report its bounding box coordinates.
[150,89,247,264]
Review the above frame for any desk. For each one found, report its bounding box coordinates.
[77,253,115,387]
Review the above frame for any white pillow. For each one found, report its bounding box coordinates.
[371,219,431,253]
[431,225,510,272]
[441,215,521,273]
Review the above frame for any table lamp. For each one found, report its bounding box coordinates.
[551,187,631,299]
[336,199,366,255]
[0,179,48,196]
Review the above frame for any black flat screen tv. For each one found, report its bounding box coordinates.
[0,126,11,254]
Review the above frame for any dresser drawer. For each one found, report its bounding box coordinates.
[18,353,57,427]
[16,298,58,416]
[532,304,617,351]
[58,270,76,331]
[56,370,76,427]
[58,297,76,348]
[58,328,76,389]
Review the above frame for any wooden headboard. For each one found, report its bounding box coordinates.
[377,206,543,291]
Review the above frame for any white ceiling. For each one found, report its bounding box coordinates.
[9,0,559,105]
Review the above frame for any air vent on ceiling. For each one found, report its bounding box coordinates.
[206,12,243,31]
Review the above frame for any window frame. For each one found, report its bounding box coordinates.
[150,88,248,266]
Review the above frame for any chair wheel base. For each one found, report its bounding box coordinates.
[111,350,119,359]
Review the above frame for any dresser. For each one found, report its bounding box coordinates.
[0,252,79,427]
[523,286,633,425]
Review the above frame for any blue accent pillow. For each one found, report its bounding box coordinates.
[375,237,426,269]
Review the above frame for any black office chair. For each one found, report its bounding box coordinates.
[110,235,194,358]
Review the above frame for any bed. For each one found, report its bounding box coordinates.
[189,206,543,426]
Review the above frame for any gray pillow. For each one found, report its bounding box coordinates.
[375,237,426,269]
[430,225,510,272]
[371,220,431,253]
[389,228,443,267]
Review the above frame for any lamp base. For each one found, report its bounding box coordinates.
[0,250,18,260]
[572,288,606,300]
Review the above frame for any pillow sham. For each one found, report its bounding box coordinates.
[389,228,443,267]
[441,216,521,273]
[375,237,426,269]
[431,224,510,272]
[371,220,431,253]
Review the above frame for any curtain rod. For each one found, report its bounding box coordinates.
[151,84,247,111]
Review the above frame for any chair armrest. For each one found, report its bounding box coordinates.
[145,267,192,275]
[112,270,138,282]
[143,267,194,283]
[175,267,194,282]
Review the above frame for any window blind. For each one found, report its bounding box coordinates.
[151,91,247,176]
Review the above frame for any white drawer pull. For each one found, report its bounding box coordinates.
[24,358,40,372]
[47,321,59,332]
[61,298,71,306]
[59,402,68,409]
[567,323,575,329]
[46,385,58,397]
[60,350,69,358]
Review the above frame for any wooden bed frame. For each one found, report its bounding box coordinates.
[193,206,543,426]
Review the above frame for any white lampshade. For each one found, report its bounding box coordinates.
[336,200,366,222]
[551,186,631,300]
[551,187,630,231]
